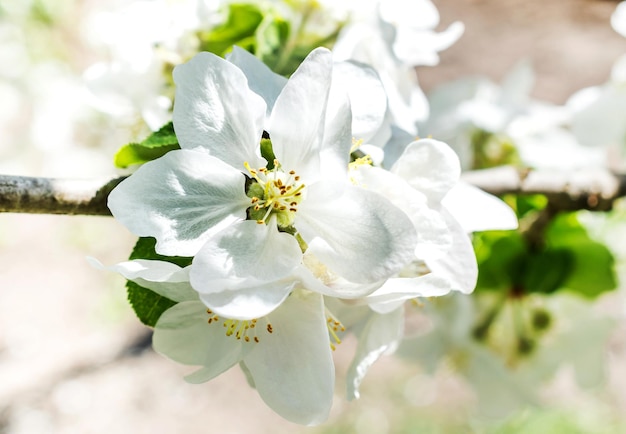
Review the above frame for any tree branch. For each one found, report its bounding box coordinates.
[0,175,127,216]
[461,166,626,212]
[1,166,626,216]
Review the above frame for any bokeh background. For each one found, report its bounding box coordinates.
[1,0,626,433]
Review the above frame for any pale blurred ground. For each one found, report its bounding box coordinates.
[2,1,626,433]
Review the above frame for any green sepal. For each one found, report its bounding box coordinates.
[126,237,193,327]
[114,122,180,168]
[260,138,275,169]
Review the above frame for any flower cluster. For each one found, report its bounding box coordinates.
[96,43,518,424]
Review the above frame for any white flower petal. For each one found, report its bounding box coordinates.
[367,273,452,314]
[89,258,196,302]
[379,0,440,29]
[245,291,334,426]
[346,308,404,400]
[393,22,464,66]
[190,220,302,319]
[320,90,352,179]
[330,61,387,142]
[108,149,250,257]
[298,182,416,283]
[442,182,518,233]
[192,220,302,282]
[351,164,453,259]
[425,209,478,294]
[226,46,287,117]
[172,52,266,170]
[293,261,385,299]
[392,138,461,203]
[153,301,247,375]
[269,48,332,179]
[198,279,296,321]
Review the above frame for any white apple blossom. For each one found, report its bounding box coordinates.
[108,48,417,320]
[93,258,334,426]
[341,138,519,399]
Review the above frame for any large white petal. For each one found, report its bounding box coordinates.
[191,220,302,282]
[89,258,197,302]
[320,90,352,180]
[108,149,250,257]
[297,182,416,283]
[351,165,452,259]
[245,291,334,426]
[425,209,478,294]
[172,51,266,170]
[269,48,332,180]
[442,182,518,233]
[190,220,302,319]
[197,279,296,321]
[226,46,287,118]
[293,260,384,299]
[366,273,453,314]
[153,301,248,378]
[392,138,461,203]
[329,61,387,143]
[346,308,404,400]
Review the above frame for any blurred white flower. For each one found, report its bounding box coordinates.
[333,0,463,136]
[421,61,607,170]
[82,0,218,130]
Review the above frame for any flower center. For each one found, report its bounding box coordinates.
[206,309,273,343]
[245,160,306,228]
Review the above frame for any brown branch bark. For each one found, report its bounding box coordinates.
[461,166,626,212]
[1,166,626,216]
[0,175,127,216]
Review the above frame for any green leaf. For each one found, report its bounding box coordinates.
[522,248,573,295]
[140,122,178,147]
[114,143,180,168]
[198,3,264,57]
[126,237,192,327]
[475,231,527,292]
[128,237,193,267]
[114,122,180,168]
[127,280,177,327]
[560,241,616,298]
[255,13,290,61]
[545,213,617,298]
